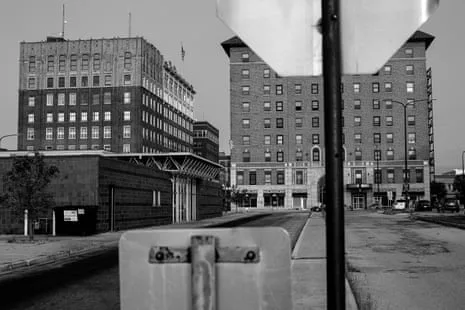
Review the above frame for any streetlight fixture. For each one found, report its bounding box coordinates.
[391,98,431,210]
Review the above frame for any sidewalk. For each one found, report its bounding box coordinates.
[291,213,358,309]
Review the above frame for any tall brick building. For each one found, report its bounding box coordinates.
[193,121,220,163]
[221,31,435,209]
[18,36,195,153]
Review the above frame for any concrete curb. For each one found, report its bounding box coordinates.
[411,215,465,230]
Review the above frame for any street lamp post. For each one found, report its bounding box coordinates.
[375,144,380,204]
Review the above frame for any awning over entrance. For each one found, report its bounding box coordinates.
[106,152,223,180]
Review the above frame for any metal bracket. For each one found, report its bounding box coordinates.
[149,243,260,264]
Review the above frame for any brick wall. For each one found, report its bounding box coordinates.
[196,180,222,220]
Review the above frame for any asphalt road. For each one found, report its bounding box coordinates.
[346,211,465,310]
[5,212,308,310]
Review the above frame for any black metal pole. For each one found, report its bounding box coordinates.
[403,104,409,209]
[322,0,345,309]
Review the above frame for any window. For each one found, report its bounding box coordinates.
[70,54,77,71]
[93,76,100,87]
[354,100,361,110]
[104,92,111,104]
[276,135,284,145]
[69,93,76,106]
[264,150,271,162]
[242,102,250,112]
[241,86,250,95]
[295,84,302,94]
[58,77,65,88]
[312,148,320,162]
[93,112,99,121]
[416,168,423,183]
[92,93,100,105]
[70,76,77,87]
[45,127,53,140]
[81,112,88,122]
[58,112,65,122]
[123,74,131,85]
[123,111,131,121]
[27,113,34,123]
[92,126,99,139]
[276,85,283,95]
[385,99,392,109]
[387,169,395,183]
[312,117,319,128]
[384,82,392,92]
[374,150,381,161]
[386,133,394,143]
[296,134,303,144]
[249,171,256,185]
[311,83,319,94]
[82,54,89,71]
[276,101,283,111]
[409,147,417,160]
[354,133,362,144]
[373,116,381,126]
[263,101,271,111]
[69,112,76,122]
[27,128,34,140]
[264,135,271,145]
[295,101,302,111]
[241,53,249,62]
[408,115,415,126]
[67,127,75,139]
[263,68,270,78]
[124,92,131,104]
[46,113,53,123]
[405,48,413,57]
[276,118,284,128]
[28,96,35,107]
[264,118,271,128]
[264,171,271,184]
[372,82,379,93]
[386,148,394,160]
[104,126,111,139]
[81,76,89,87]
[47,77,54,88]
[123,125,131,138]
[47,55,54,72]
[57,127,64,140]
[312,100,319,111]
[123,144,131,153]
[81,93,88,105]
[296,149,303,161]
[58,55,66,72]
[46,94,54,106]
[386,116,393,126]
[406,65,414,75]
[93,53,101,71]
[103,144,111,151]
[354,116,361,126]
[353,83,360,93]
[236,171,244,185]
[295,170,304,184]
[263,85,271,95]
[28,56,36,72]
[295,118,303,128]
[28,77,36,89]
[104,75,112,86]
[407,99,416,109]
[241,69,250,79]
[277,171,285,184]
[242,135,250,145]
[242,119,250,128]
[104,111,111,121]
[373,133,381,144]
[384,65,392,74]
[56,93,64,106]
[312,134,320,144]
[124,52,132,70]
[374,169,382,184]
[406,82,415,93]
[408,132,416,144]
[354,148,362,161]
[277,151,284,162]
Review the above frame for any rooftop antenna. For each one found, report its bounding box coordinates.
[128,12,131,37]
[61,4,66,38]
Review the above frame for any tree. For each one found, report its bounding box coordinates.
[453,175,465,204]
[430,181,447,206]
[1,153,59,239]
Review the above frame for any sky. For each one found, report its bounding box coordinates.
[0,0,462,174]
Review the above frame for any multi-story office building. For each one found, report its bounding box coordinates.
[18,36,195,153]
[221,31,435,209]
[193,121,219,163]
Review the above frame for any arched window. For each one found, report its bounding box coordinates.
[312,148,320,162]
[296,149,303,161]
[93,53,101,71]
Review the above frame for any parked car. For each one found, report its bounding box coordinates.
[438,198,460,213]
[414,200,432,211]
[392,199,406,210]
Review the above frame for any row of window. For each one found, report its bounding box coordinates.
[25,144,130,152]
[28,52,132,73]
[237,170,307,186]
[142,94,193,131]
[27,92,131,107]
[241,148,321,163]
[27,74,132,90]
[28,111,130,124]
[240,82,416,96]
[26,125,131,141]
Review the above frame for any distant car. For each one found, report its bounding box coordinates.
[414,200,432,211]
[311,206,322,212]
[438,198,460,213]
[392,199,406,210]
